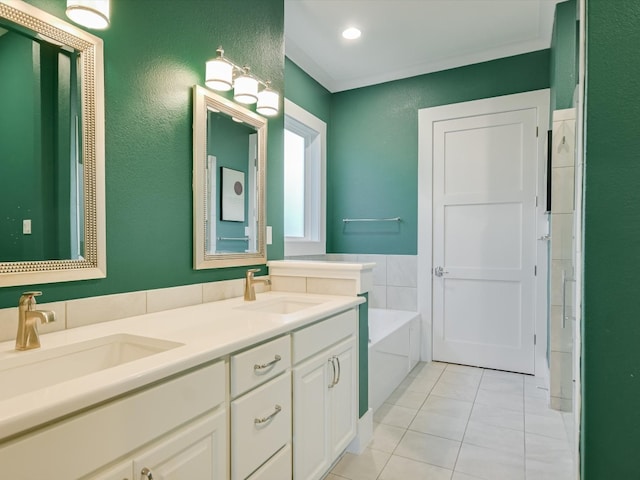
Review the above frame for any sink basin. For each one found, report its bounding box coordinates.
[0,334,183,401]
[237,297,325,315]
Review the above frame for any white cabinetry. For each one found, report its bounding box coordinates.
[292,309,357,480]
[0,361,227,480]
[230,335,292,480]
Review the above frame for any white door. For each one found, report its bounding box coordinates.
[428,98,541,374]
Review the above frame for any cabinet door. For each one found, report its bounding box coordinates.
[330,336,358,460]
[133,408,227,480]
[293,350,331,480]
[88,462,133,480]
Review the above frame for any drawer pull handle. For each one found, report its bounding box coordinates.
[255,404,282,425]
[140,467,153,480]
[254,354,282,372]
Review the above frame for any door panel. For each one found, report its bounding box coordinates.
[433,108,537,374]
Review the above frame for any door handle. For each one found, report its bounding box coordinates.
[434,266,449,277]
[328,356,337,388]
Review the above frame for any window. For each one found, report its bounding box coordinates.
[284,99,326,256]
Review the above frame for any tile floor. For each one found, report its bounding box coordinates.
[328,362,575,480]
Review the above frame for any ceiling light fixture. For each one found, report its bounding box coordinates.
[342,27,361,40]
[66,0,110,30]
[205,46,279,116]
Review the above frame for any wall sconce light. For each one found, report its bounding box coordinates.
[66,0,110,29]
[205,46,279,116]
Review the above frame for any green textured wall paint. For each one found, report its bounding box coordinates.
[328,50,551,254]
[550,0,577,113]
[582,1,640,477]
[284,57,332,123]
[0,0,284,308]
[358,293,369,418]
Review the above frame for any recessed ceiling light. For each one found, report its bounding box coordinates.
[342,27,361,40]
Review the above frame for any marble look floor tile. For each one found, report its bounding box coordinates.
[430,378,479,402]
[399,375,438,395]
[394,430,460,470]
[455,443,525,480]
[525,432,572,465]
[440,371,482,388]
[325,475,349,480]
[462,420,525,456]
[525,458,574,480]
[478,374,524,396]
[452,472,484,480]
[420,395,474,419]
[374,403,418,429]
[369,422,407,454]
[409,410,468,441]
[331,448,391,480]
[445,364,484,377]
[474,389,524,413]
[525,411,569,440]
[470,403,524,431]
[378,455,453,480]
[387,387,429,409]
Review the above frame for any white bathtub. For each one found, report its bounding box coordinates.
[368,308,421,412]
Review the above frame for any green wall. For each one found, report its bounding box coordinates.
[284,57,332,123]
[328,50,551,254]
[550,0,578,113]
[582,0,640,477]
[0,0,284,308]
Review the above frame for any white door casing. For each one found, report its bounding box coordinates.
[418,89,550,376]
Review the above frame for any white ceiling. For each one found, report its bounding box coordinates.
[285,0,563,93]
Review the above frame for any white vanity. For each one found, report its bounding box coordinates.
[0,292,363,479]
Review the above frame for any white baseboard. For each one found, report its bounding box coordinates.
[347,408,373,455]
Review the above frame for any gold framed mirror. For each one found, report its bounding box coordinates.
[193,85,267,269]
[0,0,106,287]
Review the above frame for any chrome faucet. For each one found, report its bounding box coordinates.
[244,268,271,301]
[15,291,56,351]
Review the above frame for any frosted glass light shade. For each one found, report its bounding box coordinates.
[234,74,258,104]
[205,58,233,91]
[66,0,110,29]
[256,87,279,116]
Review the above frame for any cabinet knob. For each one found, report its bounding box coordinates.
[140,467,153,480]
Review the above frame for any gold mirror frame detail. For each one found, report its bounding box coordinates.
[193,85,267,269]
[0,1,106,286]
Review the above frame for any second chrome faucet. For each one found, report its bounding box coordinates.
[244,268,271,301]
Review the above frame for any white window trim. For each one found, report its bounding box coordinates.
[284,98,326,256]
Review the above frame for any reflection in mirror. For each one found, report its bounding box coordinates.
[0,1,105,287]
[193,85,266,269]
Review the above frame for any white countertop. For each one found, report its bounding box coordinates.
[0,291,364,441]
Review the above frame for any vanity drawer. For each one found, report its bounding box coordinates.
[246,443,292,480]
[231,372,292,480]
[292,308,357,364]
[231,334,291,398]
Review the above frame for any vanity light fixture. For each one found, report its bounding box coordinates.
[205,46,279,116]
[257,82,279,117]
[66,0,110,30]
[234,67,259,105]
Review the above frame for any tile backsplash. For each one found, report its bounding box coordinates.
[288,254,418,311]
[0,278,267,343]
[0,255,417,343]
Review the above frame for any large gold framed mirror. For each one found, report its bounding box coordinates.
[0,0,106,287]
[193,85,267,269]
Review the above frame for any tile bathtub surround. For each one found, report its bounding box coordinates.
[286,254,418,311]
[330,362,574,480]
[0,278,270,343]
